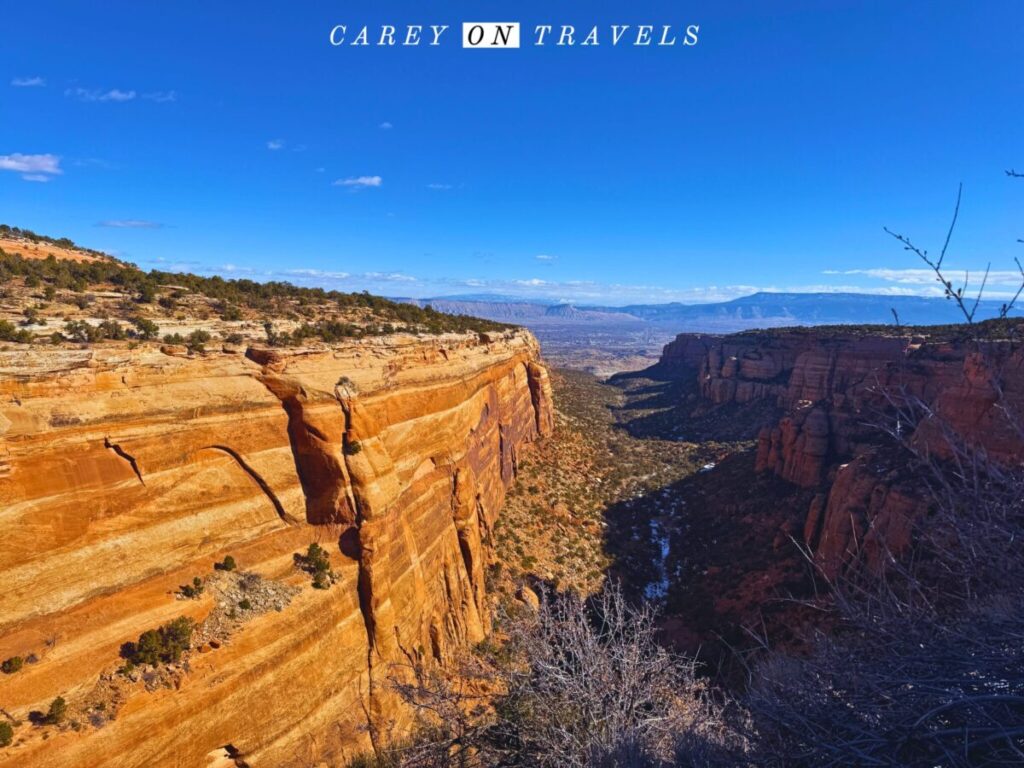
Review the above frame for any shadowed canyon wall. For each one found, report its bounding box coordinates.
[662,326,1024,576]
[0,329,552,767]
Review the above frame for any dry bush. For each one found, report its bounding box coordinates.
[381,585,742,768]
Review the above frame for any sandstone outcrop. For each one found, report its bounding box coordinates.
[664,325,1024,576]
[0,329,552,767]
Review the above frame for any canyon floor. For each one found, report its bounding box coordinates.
[496,358,869,682]
[494,365,782,650]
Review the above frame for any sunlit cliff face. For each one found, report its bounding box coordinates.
[0,329,552,767]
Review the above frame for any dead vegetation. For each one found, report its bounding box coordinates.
[361,585,742,768]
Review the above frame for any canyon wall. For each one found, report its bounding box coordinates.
[665,326,1024,575]
[0,329,552,767]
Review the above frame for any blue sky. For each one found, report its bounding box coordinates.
[3,1,1022,305]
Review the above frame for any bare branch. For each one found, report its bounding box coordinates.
[938,182,962,269]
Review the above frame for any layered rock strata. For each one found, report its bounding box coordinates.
[0,329,552,767]
[664,327,1024,575]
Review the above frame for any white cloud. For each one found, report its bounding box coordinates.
[535,254,556,262]
[379,121,393,130]
[66,87,137,102]
[267,139,285,150]
[143,91,177,103]
[515,278,547,287]
[825,267,1024,287]
[97,220,163,229]
[427,183,452,190]
[0,153,63,181]
[364,271,416,282]
[11,76,45,87]
[283,268,351,280]
[333,175,383,188]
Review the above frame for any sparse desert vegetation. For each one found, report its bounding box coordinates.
[0,235,511,352]
[494,367,749,600]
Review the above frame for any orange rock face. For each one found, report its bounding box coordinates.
[0,329,552,767]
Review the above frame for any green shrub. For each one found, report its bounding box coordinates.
[307,543,330,574]
[97,320,126,340]
[220,303,243,321]
[132,317,160,340]
[344,440,363,456]
[0,320,29,343]
[186,329,211,352]
[238,598,252,611]
[136,283,156,303]
[178,576,204,599]
[214,555,237,572]
[0,721,12,747]
[44,696,66,725]
[296,543,334,589]
[121,617,194,667]
[1,656,24,674]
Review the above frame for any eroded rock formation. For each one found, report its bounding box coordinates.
[667,326,1024,576]
[0,329,552,767]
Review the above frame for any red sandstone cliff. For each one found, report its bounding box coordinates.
[665,324,1024,576]
[0,329,552,767]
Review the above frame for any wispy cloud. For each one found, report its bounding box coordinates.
[535,254,556,262]
[66,87,137,102]
[267,139,285,150]
[283,268,351,280]
[333,175,383,188]
[364,271,416,282]
[825,267,1024,287]
[0,153,62,182]
[11,76,45,87]
[143,90,177,103]
[261,268,415,286]
[427,183,453,190]
[379,121,393,130]
[97,220,163,229]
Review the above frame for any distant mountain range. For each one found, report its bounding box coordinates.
[402,292,1023,332]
